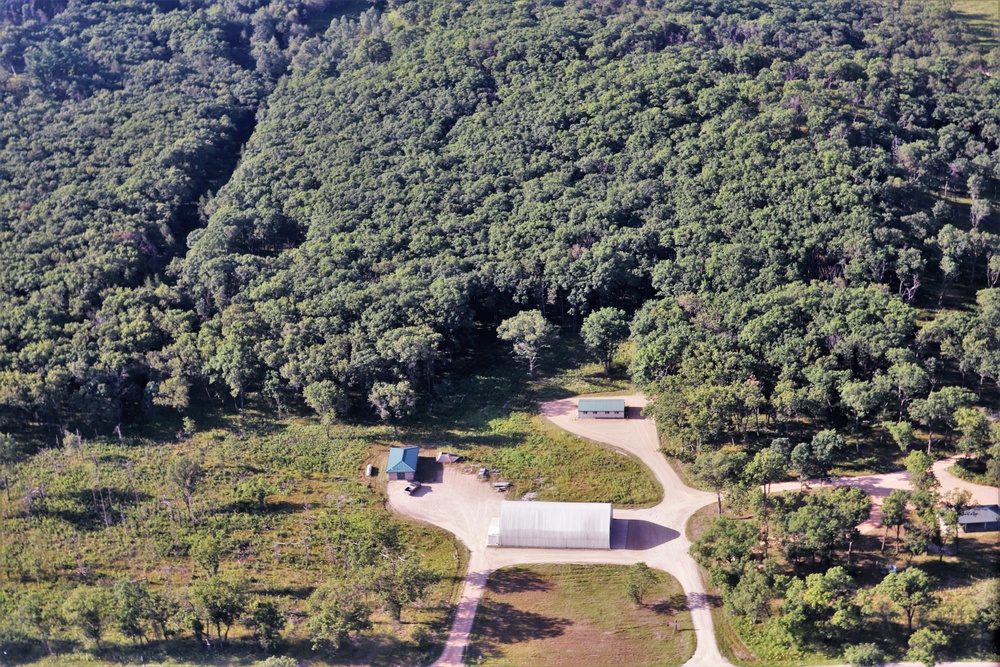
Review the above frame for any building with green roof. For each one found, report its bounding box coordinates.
[386,446,419,481]
[577,397,626,419]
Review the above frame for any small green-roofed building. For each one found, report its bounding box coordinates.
[386,446,419,481]
[958,504,1000,532]
[577,397,626,419]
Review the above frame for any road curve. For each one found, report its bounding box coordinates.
[767,455,1000,534]
[387,394,730,667]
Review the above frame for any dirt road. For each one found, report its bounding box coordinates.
[388,394,729,667]
[768,455,999,534]
[388,396,999,666]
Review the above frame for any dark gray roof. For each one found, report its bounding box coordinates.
[958,505,1000,524]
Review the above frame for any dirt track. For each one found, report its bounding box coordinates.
[768,455,999,534]
[387,395,728,667]
[386,396,1000,667]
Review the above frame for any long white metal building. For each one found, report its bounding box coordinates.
[487,500,612,549]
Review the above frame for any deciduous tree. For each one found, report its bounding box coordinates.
[581,307,630,374]
[497,310,554,378]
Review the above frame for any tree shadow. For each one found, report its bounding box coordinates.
[338,632,414,664]
[686,591,722,611]
[33,488,152,531]
[213,499,304,516]
[468,600,571,661]
[651,593,689,614]
[487,567,555,594]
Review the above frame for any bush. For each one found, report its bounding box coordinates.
[843,642,887,667]
[255,657,297,667]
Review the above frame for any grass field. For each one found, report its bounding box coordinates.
[952,0,1000,48]
[0,334,658,665]
[0,413,467,666]
[465,564,695,667]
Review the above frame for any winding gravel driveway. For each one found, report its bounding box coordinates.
[768,455,999,534]
[387,395,1000,666]
[388,394,729,667]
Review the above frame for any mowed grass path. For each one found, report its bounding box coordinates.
[466,564,694,666]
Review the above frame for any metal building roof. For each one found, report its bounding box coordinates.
[577,398,626,412]
[958,504,1000,524]
[386,446,419,473]
[497,500,612,549]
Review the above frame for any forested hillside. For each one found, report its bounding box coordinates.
[0,0,996,438]
[182,0,998,436]
[0,0,329,427]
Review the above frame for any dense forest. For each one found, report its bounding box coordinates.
[0,0,998,662]
[1,0,997,437]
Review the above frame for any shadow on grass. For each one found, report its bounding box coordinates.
[651,593,689,614]
[920,533,1000,585]
[34,488,152,531]
[487,567,555,594]
[468,600,571,661]
[213,499,304,516]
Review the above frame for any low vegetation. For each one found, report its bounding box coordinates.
[0,336,660,664]
[466,564,694,666]
[0,410,466,666]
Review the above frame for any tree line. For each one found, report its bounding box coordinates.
[0,0,996,441]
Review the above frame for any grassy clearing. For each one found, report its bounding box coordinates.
[465,564,694,667]
[0,412,466,666]
[406,334,659,507]
[453,412,660,507]
[952,0,1000,48]
[0,334,657,664]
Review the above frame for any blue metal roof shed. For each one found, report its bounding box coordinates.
[386,446,419,480]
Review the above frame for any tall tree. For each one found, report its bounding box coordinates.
[691,449,748,514]
[880,489,910,552]
[868,568,937,634]
[62,586,113,651]
[307,581,372,652]
[191,574,250,646]
[624,562,658,605]
[581,307,630,374]
[368,380,416,439]
[497,310,554,378]
[168,456,204,525]
[303,381,350,439]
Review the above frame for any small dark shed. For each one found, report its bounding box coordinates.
[386,446,419,481]
[958,505,1000,532]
